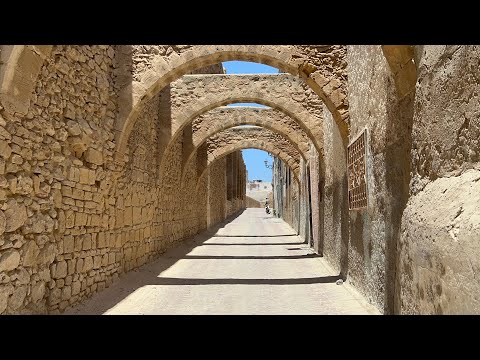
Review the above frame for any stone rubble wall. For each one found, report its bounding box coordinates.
[0,46,246,314]
[308,143,323,255]
[0,45,119,314]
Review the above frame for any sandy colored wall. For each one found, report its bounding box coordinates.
[399,45,480,314]
[0,46,247,314]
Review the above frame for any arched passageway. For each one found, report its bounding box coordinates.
[1,44,479,316]
[181,106,311,180]
[112,45,349,159]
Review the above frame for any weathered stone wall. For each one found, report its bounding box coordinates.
[399,45,480,314]
[0,45,119,314]
[224,152,246,218]
[410,46,480,192]
[0,46,247,314]
[298,158,310,243]
[345,45,413,313]
[309,143,323,254]
[320,102,348,280]
[272,157,300,234]
[207,158,226,228]
[115,92,162,278]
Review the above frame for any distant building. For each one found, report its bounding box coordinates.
[246,180,272,203]
[247,179,271,191]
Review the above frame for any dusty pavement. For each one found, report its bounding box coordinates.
[66,209,379,315]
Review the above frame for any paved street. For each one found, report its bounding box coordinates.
[67,209,379,315]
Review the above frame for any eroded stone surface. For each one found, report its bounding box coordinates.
[399,169,480,314]
[1,44,479,315]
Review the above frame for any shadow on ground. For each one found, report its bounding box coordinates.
[66,211,341,315]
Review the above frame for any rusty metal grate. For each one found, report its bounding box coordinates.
[347,129,368,210]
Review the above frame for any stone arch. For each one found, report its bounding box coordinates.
[194,127,301,190]
[181,106,311,182]
[154,74,325,182]
[196,142,300,193]
[381,45,417,98]
[0,45,53,115]
[115,45,349,158]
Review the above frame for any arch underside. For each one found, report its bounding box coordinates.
[115,46,349,159]
[155,78,325,182]
[196,140,301,191]
[181,108,312,184]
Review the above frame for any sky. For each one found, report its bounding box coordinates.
[222,61,278,182]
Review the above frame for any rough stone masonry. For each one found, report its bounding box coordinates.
[1,45,479,315]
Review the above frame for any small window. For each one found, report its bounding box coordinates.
[347,129,368,210]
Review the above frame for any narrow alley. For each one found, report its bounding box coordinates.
[67,209,378,315]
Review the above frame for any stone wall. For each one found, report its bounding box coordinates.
[298,158,310,243]
[0,45,119,314]
[398,45,480,314]
[272,157,300,235]
[207,158,227,228]
[0,46,247,314]
[343,45,415,313]
[308,143,323,254]
[320,102,348,280]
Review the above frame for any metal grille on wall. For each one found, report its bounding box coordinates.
[347,129,368,210]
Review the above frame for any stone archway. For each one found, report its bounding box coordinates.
[194,127,302,191]
[196,142,300,193]
[115,45,349,157]
[154,73,324,182]
[181,106,311,183]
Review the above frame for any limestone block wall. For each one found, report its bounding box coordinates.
[0,46,247,315]
[224,152,246,219]
[298,158,310,243]
[399,46,480,314]
[0,45,119,314]
[114,93,162,278]
[143,63,227,250]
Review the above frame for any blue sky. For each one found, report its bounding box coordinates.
[222,61,278,182]
[224,61,277,109]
